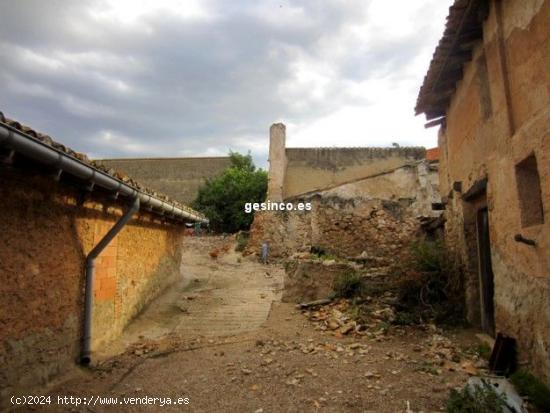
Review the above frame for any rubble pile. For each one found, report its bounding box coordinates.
[412,333,487,376]
[300,297,488,377]
[300,295,399,339]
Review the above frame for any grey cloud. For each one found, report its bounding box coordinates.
[0,0,445,165]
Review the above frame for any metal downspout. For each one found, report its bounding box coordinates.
[80,197,140,365]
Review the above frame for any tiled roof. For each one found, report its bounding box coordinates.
[0,111,205,220]
[415,0,488,121]
[426,147,440,161]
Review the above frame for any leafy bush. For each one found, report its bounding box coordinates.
[410,239,449,273]
[461,343,492,361]
[192,151,267,233]
[392,311,417,326]
[395,239,464,325]
[235,232,249,252]
[510,370,550,411]
[333,272,363,298]
[446,384,506,413]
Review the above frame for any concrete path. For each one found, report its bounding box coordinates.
[98,236,284,357]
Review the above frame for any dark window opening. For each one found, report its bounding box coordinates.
[515,154,544,227]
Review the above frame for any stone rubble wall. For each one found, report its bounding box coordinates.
[0,167,184,406]
[247,161,440,268]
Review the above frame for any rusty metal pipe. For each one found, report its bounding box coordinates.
[514,234,536,247]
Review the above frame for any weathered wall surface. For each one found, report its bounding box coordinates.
[0,167,184,406]
[283,147,426,199]
[267,123,287,202]
[97,157,231,204]
[75,204,183,348]
[256,124,439,268]
[248,160,439,266]
[438,0,550,383]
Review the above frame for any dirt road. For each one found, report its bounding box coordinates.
[97,236,284,358]
[31,236,481,413]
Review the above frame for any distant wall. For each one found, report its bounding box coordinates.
[266,125,426,200]
[284,147,426,199]
[0,166,184,408]
[254,124,440,262]
[98,157,231,204]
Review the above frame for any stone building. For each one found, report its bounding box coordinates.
[416,0,550,383]
[248,123,441,266]
[0,113,206,407]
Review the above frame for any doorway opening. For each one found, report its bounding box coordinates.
[476,207,495,336]
[462,181,496,337]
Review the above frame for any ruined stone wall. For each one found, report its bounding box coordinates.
[97,157,231,204]
[0,166,184,406]
[438,0,550,383]
[249,197,419,262]
[248,160,439,267]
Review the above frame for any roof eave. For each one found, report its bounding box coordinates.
[415,0,488,118]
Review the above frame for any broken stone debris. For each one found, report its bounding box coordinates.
[301,297,397,337]
[467,377,529,413]
[296,297,491,382]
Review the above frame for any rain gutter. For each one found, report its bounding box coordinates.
[0,121,208,223]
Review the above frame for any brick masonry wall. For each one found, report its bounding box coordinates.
[0,166,184,406]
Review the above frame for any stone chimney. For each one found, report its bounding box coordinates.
[267,123,287,202]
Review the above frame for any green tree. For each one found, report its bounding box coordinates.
[228,151,256,172]
[192,151,267,233]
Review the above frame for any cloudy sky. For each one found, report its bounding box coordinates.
[0,0,451,167]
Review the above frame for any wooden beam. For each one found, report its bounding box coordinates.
[425,117,446,129]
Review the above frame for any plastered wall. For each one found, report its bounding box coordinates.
[283,147,426,199]
[438,0,550,383]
